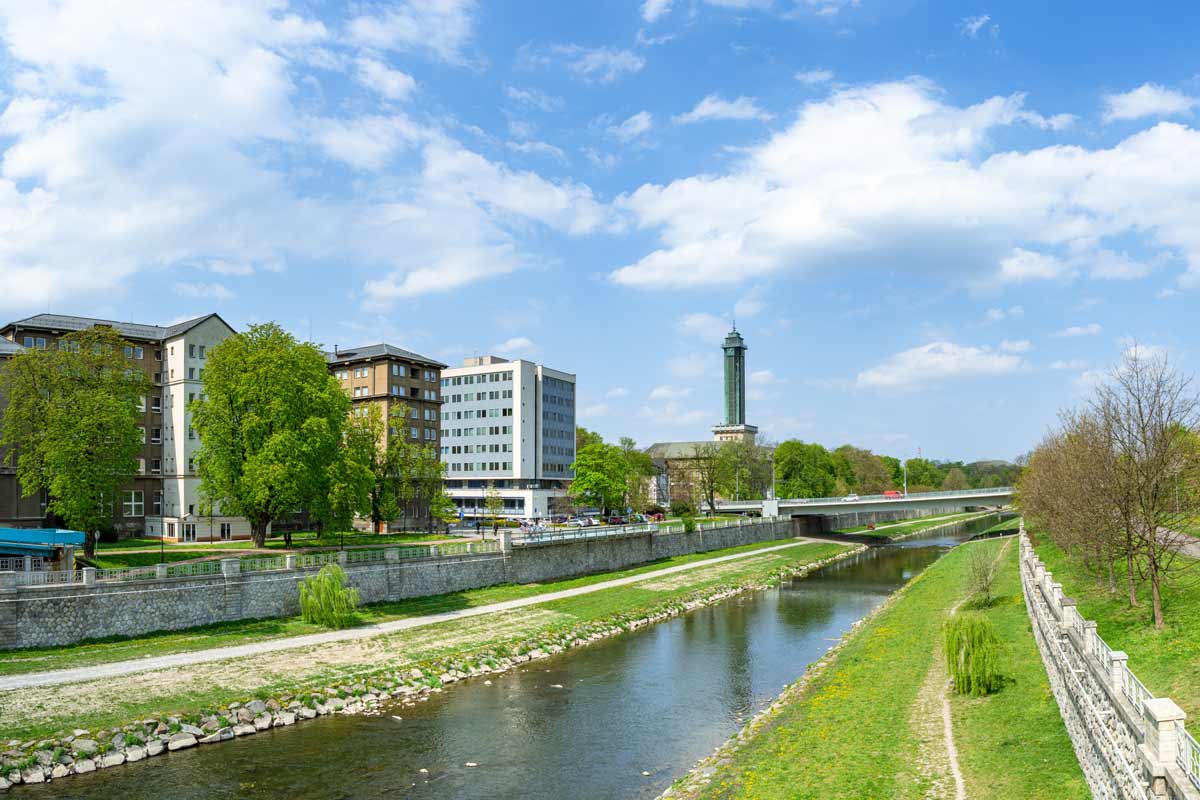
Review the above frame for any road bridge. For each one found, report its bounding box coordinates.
[717,487,1014,527]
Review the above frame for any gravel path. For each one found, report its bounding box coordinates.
[1,537,824,691]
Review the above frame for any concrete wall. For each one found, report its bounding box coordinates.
[0,518,801,650]
[1020,534,1200,800]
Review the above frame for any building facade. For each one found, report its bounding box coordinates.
[439,355,575,520]
[0,313,246,541]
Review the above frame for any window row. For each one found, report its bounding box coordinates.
[443,443,512,455]
[441,371,513,387]
[441,425,512,438]
[443,408,512,421]
[449,462,512,472]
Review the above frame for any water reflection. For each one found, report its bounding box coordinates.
[30,529,980,800]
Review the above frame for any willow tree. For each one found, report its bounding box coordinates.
[192,323,349,547]
[0,327,150,557]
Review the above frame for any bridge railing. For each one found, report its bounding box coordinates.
[719,486,1013,508]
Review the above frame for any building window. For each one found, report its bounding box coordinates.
[122,490,144,517]
[155,349,162,361]
[392,364,399,376]
[151,396,162,413]
[188,427,195,440]
[199,345,206,359]
[166,522,176,538]
[153,491,162,515]
[188,367,195,380]
[410,426,418,439]
[151,427,162,444]
[220,522,232,540]
[188,457,195,473]
[189,344,196,358]
[183,523,196,542]
[151,458,161,474]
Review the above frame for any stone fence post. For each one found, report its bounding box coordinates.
[385,548,400,563]
[337,551,348,567]
[428,545,439,559]
[155,563,168,579]
[1141,698,1187,796]
[1081,620,1098,658]
[1060,598,1078,634]
[220,558,240,578]
[82,567,96,586]
[498,531,512,553]
[1110,651,1130,691]
[0,571,17,589]
[285,554,297,570]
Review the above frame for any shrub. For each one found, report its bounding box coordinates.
[669,500,696,517]
[967,545,999,607]
[681,513,697,533]
[298,564,360,629]
[943,613,1002,696]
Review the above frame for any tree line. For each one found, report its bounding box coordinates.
[1020,348,1200,629]
[0,323,455,556]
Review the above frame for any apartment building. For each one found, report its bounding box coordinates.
[326,343,446,445]
[0,313,246,542]
[440,355,576,520]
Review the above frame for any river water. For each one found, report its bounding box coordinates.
[30,519,997,800]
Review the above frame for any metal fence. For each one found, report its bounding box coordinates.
[720,485,1014,508]
[0,556,43,572]
[512,516,768,546]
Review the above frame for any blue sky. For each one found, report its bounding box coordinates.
[1,0,1198,462]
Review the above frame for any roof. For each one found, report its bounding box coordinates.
[0,528,86,547]
[327,343,446,370]
[0,313,234,342]
[644,441,714,460]
[0,340,24,357]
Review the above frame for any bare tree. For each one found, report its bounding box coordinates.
[692,442,724,514]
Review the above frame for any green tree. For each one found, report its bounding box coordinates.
[570,442,628,513]
[774,440,837,498]
[322,408,376,534]
[692,442,725,513]
[192,323,349,547]
[405,440,450,532]
[0,328,151,557]
[576,425,604,452]
[716,440,774,501]
[484,482,504,523]
[904,458,945,491]
[942,467,970,491]
[618,436,656,513]
[834,445,895,494]
[881,455,903,488]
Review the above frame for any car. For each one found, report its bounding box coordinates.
[842,494,860,502]
[606,516,626,525]
[568,517,589,527]
[883,490,903,498]
[587,516,602,526]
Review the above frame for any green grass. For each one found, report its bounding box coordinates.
[1033,535,1200,717]
[691,538,1084,800]
[980,515,1022,534]
[83,551,206,569]
[950,543,1090,799]
[832,511,984,537]
[0,537,846,678]
[2,539,851,742]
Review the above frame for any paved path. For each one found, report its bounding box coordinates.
[1,537,828,691]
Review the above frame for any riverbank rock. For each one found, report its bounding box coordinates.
[100,752,125,768]
[232,724,256,737]
[125,746,146,762]
[71,739,98,757]
[252,715,272,731]
[51,764,71,779]
[73,759,95,774]
[21,768,45,784]
[146,741,164,757]
[179,723,204,737]
[166,734,196,752]
[245,700,267,715]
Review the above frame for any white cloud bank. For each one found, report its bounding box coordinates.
[673,95,771,124]
[857,341,1024,389]
[1103,83,1196,123]
[610,78,1200,293]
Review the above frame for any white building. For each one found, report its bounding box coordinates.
[439,355,575,520]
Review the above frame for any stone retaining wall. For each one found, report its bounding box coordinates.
[1,518,802,650]
[1020,532,1200,800]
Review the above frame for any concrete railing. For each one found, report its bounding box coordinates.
[512,516,770,546]
[776,486,1013,506]
[1020,530,1200,800]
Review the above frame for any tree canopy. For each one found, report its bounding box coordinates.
[0,327,151,556]
[192,323,349,546]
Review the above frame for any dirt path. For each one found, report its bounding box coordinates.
[1,537,826,691]
[909,537,1013,800]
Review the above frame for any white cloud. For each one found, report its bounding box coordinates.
[650,385,692,399]
[583,148,618,169]
[205,260,256,276]
[1103,83,1196,123]
[348,0,476,63]
[999,339,1033,353]
[505,85,564,112]
[608,111,654,142]
[734,287,767,318]
[638,401,707,427]
[581,403,609,417]
[507,140,567,162]
[799,0,860,17]
[673,95,771,124]
[611,78,1200,292]
[526,44,645,84]
[174,281,236,301]
[958,14,993,38]
[642,0,673,23]
[795,69,834,85]
[856,341,1023,389]
[749,369,778,384]
[667,353,714,380]
[1054,323,1102,338]
[1088,249,1152,280]
[492,336,536,354]
[675,311,728,343]
[355,58,416,100]
[605,387,630,398]
[985,305,1025,322]
[1051,359,1088,370]
[311,115,423,169]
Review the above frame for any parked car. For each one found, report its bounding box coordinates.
[568,517,589,527]
[883,490,903,498]
[606,516,626,525]
[842,494,860,502]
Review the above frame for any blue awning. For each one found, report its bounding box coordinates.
[0,528,86,547]
[0,542,58,557]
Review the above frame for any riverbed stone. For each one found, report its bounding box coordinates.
[0,776,10,790]
[51,763,71,779]
[145,741,164,757]
[232,724,256,737]
[266,699,280,712]
[236,707,254,723]
[179,723,204,737]
[21,768,45,784]
[125,746,146,762]
[279,712,296,726]
[253,715,272,731]
[245,700,267,715]
[33,750,53,767]
[298,707,317,720]
[73,759,95,774]
[72,738,98,756]
[167,734,197,752]
[100,752,125,768]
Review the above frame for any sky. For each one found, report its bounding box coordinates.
[1,0,1198,463]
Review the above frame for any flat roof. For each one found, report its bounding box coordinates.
[0,528,86,547]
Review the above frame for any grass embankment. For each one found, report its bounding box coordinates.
[0,539,851,742]
[831,510,985,537]
[980,515,1022,535]
[5,537,845,678]
[1033,536,1200,716]
[675,536,1086,800]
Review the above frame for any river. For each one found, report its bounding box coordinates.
[28,518,998,799]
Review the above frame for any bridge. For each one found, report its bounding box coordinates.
[716,486,1014,520]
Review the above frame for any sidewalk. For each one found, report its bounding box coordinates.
[0,537,825,691]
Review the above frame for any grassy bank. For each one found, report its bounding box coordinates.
[670,536,1085,800]
[949,537,1089,799]
[1,539,853,742]
[1033,535,1200,716]
[832,510,985,537]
